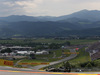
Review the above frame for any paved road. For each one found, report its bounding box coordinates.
[32,49,77,70]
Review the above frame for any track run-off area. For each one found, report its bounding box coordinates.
[0,69,100,75]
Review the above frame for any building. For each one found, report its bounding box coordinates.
[16,51,35,55]
[35,50,49,55]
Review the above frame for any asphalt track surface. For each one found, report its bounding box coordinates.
[0,66,100,75]
[0,69,100,75]
[0,70,74,75]
[0,66,74,75]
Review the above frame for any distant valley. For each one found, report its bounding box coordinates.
[0,9,100,38]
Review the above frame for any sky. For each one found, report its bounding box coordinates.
[0,0,100,17]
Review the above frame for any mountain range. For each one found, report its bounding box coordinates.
[0,9,100,38]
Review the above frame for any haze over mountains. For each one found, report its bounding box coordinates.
[0,9,100,38]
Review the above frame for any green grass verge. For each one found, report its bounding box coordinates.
[19,49,70,66]
[69,48,91,66]
[20,59,46,63]
[47,48,91,68]
[36,49,70,62]
[13,59,21,64]
[19,48,91,66]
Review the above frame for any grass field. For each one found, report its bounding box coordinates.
[31,38,65,43]
[30,39,98,45]
[35,49,70,58]
[0,39,98,45]
[20,59,46,63]
[20,49,70,64]
[69,40,98,45]
[47,48,91,68]
[69,48,91,66]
